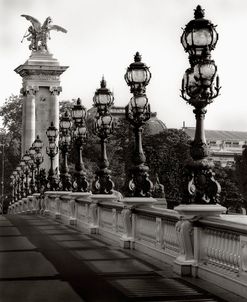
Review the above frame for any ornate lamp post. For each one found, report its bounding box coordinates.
[12,170,18,202]
[10,174,15,204]
[125,52,153,197]
[46,122,59,191]
[28,147,36,194]
[59,110,73,191]
[19,160,26,198]
[71,98,89,192]
[22,150,31,196]
[32,135,44,193]
[15,167,22,200]
[34,151,43,192]
[92,78,114,194]
[180,5,221,204]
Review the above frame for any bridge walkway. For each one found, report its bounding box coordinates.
[0,215,244,302]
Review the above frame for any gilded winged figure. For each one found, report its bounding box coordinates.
[21,15,67,51]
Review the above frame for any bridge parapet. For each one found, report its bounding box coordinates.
[8,193,247,298]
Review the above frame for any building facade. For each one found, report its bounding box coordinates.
[183,126,247,167]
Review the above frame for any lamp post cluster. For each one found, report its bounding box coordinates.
[9,52,154,204]
[10,134,44,203]
[180,5,221,204]
[10,6,222,207]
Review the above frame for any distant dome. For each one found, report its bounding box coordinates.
[87,106,167,135]
[144,114,167,135]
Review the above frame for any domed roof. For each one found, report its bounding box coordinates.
[87,106,166,135]
[144,114,167,135]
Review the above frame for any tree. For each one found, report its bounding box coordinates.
[2,95,244,212]
[214,164,246,212]
[143,129,191,208]
[0,94,22,212]
[235,148,247,210]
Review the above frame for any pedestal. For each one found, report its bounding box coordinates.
[173,203,226,276]
[15,51,69,170]
[120,197,156,249]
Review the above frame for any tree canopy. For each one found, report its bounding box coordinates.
[1,95,246,212]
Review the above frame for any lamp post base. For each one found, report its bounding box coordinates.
[173,203,226,276]
[174,203,226,219]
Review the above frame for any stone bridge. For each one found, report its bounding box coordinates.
[4,192,247,302]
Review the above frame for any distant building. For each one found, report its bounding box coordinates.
[182,125,247,167]
[88,106,167,136]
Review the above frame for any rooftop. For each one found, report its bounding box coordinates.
[183,127,247,141]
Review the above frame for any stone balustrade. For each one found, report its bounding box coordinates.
[8,192,247,298]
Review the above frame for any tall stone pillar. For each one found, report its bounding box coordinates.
[49,86,62,171]
[15,51,69,172]
[21,86,38,154]
[21,91,26,155]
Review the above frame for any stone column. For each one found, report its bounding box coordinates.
[21,91,26,155]
[49,86,61,171]
[15,51,69,173]
[22,86,38,155]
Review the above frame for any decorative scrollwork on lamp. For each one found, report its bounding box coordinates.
[46,122,59,191]
[180,5,221,204]
[59,110,73,191]
[71,98,89,192]
[125,52,153,197]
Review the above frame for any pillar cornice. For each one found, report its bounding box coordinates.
[15,64,69,78]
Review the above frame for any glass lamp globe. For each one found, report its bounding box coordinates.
[124,52,151,90]
[46,122,58,142]
[72,98,87,125]
[32,135,43,151]
[181,5,218,58]
[93,77,114,112]
[60,110,72,132]
[129,95,148,115]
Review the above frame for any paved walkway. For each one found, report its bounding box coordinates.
[0,215,245,302]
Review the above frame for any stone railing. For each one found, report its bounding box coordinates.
[193,215,247,296]
[8,192,247,298]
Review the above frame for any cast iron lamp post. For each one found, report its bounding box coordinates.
[28,147,36,194]
[32,135,44,193]
[125,52,153,197]
[46,122,59,191]
[33,151,43,192]
[22,151,31,196]
[59,110,73,191]
[15,167,22,200]
[10,175,15,204]
[71,98,89,192]
[19,160,26,198]
[180,5,221,204]
[92,78,114,194]
[12,170,18,202]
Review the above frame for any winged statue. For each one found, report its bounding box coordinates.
[21,15,67,52]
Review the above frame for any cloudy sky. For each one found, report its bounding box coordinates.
[0,0,247,131]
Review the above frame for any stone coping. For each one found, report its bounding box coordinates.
[122,197,157,208]
[175,204,226,218]
[198,215,247,234]
[134,206,179,220]
[90,194,118,204]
